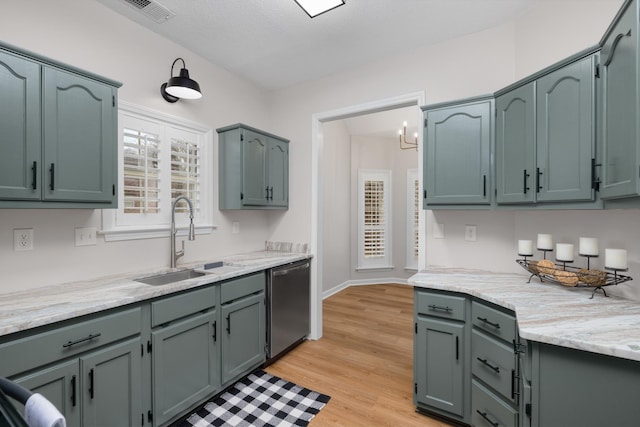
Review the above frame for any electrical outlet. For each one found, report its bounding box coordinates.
[232,222,240,234]
[465,225,477,242]
[14,228,34,251]
[75,227,97,246]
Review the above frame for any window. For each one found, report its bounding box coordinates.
[406,169,419,270]
[357,169,392,270]
[102,102,213,241]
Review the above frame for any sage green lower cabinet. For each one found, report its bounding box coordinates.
[414,289,470,424]
[0,307,143,427]
[80,338,142,427]
[151,310,219,427]
[221,286,265,385]
[14,360,80,427]
[529,342,640,427]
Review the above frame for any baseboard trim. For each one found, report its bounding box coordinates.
[322,278,410,300]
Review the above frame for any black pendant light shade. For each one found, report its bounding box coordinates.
[161,58,202,103]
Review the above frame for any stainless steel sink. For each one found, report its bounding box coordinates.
[135,269,206,286]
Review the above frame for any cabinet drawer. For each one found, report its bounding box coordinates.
[416,291,465,321]
[472,301,517,343]
[0,307,141,377]
[221,272,265,305]
[471,379,518,427]
[472,329,517,403]
[151,285,217,327]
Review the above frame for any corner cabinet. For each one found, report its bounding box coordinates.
[217,123,289,210]
[496,51,598,206]
[599,0,640,201]
[0,42,120,208]
[422,96,494,208]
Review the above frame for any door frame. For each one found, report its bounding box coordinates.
[310,91,426,339]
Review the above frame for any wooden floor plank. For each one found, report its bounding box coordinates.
[265,284,453,427]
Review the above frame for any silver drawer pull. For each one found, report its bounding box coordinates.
[477,316,501,329]
[428,304,452,312]
[63,333,101,348]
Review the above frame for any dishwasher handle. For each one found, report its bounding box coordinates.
[272,262,310,277]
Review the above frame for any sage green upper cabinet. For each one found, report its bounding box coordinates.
[537,55,596,202]
[42,68,116,204]
[422,96,494,207]
[496,52,597,205]
[0,50,41,201]
[496,83,536,204]
[599,0,639,200]
[217,123,289,210]
[0,41,121,208]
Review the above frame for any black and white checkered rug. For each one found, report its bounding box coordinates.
[176,370,331,427]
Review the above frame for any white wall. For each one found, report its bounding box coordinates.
[0,0,275,291]
[1,0,632,304]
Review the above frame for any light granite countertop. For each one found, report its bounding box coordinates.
[409,268,640,362]
[0,251,310,338]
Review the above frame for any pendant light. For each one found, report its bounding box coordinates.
[160,58,202,103]
[294,0,345,18]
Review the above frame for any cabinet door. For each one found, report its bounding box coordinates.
[80,338,142,427]
[537,55,595,202]
[599,0,639,199]
[152,310,219,427]
[424,100,492,205]
[242,129,268,206]
[0,50,41,201]
[267,138,288,207]
[14,360,81,427]
[221,293,265,385]
[496,83,536,204]
[43,68,115,203]
[415,317,465,417]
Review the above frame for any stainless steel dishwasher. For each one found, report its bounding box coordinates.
[266,259,311,364]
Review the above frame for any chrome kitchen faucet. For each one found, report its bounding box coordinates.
[171,196,195,268]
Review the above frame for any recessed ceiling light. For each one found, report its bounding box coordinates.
[294,0,345,18]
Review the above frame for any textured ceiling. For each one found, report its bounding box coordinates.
[95,0,543,91]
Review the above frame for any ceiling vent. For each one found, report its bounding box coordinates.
[121,0,175,23]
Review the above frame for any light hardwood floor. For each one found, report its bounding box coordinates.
[265,284,453,427]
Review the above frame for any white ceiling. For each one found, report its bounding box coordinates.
[96,0,544,91]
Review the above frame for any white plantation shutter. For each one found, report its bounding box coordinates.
[170,136,201,214]
[358,170,392,269]
[406,169,419,270]
[123,129,160,214]
[364,179,386,258]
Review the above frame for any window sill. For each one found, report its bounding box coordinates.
[100,224,214,242]
[355,265,395,272]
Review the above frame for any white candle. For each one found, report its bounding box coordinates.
[579,237,599,256]
[537,234,553,250]
[556,243,574,262]
[518,240,533,256]
[605,248,628,270]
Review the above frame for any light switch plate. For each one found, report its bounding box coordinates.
[75,227,97,246]
[232,222,240,234]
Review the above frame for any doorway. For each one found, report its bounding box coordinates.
[309,91,426,340]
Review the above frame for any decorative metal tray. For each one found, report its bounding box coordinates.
[516,259,632,298]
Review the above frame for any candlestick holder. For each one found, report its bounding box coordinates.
[516,259,632,299]
[579,253,598,270]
